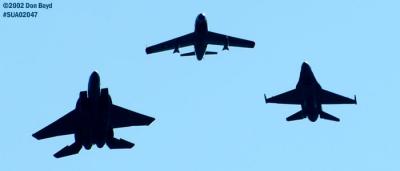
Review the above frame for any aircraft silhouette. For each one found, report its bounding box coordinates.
[264,62,357,122]
[145,13,255,61]
[32,71,155,158]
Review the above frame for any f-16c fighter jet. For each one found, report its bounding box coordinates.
[264,62,357,122]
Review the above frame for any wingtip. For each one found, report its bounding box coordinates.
[32,134,39,140]
[32,132,42,140]
[145,116,156,126]
[53,154,62,158]
[264,94,268,104]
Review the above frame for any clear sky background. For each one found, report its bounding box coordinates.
[1,0,399,170]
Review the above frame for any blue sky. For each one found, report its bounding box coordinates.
[1,0,399,170]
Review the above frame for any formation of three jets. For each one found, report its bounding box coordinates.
[33,13,356,158]
[145,13,357,121]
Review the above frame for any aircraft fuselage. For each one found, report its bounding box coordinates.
[75,71,112,149]
[296,63,323,122]
[193,13,208,60]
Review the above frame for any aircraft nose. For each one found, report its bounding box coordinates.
[90,71,100,81]
[302,62,311,70]
[197,13,206,20]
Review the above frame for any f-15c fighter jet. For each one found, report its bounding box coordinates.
[264,62,357,122]
[33,71,155,158]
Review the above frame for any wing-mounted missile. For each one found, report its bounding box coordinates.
[222,35,229,51]
[354,95,357,105]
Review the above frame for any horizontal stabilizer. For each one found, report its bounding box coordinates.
[109,104,155,128]
[320,111,340,122]
[107,138,135,149]
[54,142,82,158]
[286,111,305,121]
[180,52,196,56]
[205,51,217,55]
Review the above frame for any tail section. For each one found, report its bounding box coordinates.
[106,137,135,149]
[320,111,340,122]
[286,110,306,121]
[54,142,82,158]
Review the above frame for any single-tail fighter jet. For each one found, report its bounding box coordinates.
[145,13,255,61]
[33,71,155,158]
[264,62,357,122]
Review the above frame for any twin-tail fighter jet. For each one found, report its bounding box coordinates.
[33,71,155,158]
[264,62,357,122]
[145,13,255,61]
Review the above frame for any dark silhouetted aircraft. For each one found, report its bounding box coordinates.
[264,62,357,122]
[145,13,255,61]
[33,71,155,158]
